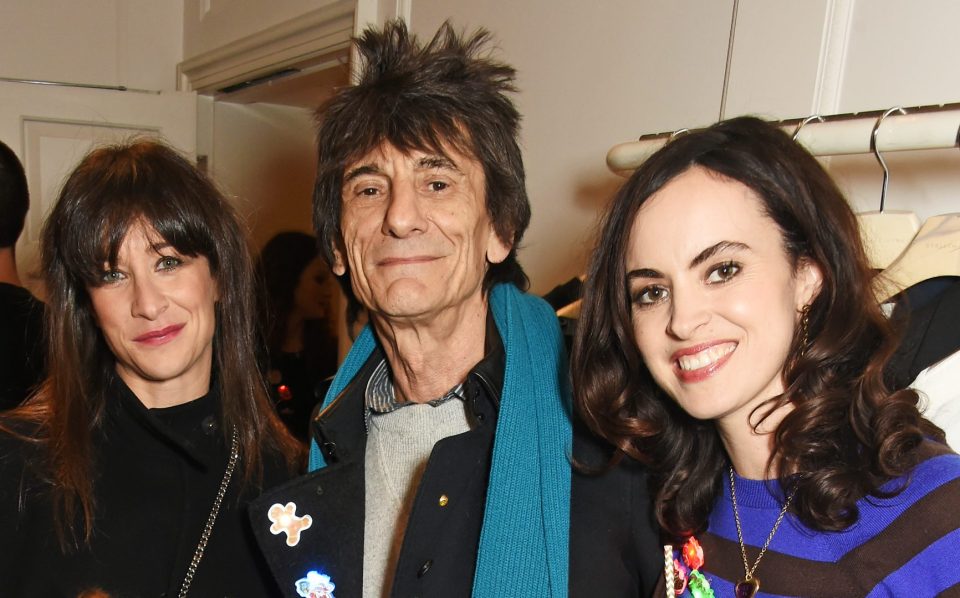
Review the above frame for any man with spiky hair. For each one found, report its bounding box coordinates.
[251,20,659,597]
[0,140,45,409]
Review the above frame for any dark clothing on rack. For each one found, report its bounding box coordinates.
[542,276,583,311]
[269,350,326,441]
[268,323,338,441]
[0,282,45,410]
[0,376,288,597]
[250,324,661,598]
[885,276,960,390]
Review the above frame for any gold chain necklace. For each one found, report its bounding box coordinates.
[729,466,796,598]
[178,427,240,597]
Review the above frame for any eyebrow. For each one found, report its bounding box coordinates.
[417,155,460,172]
[146,241,176,256]
[343,164,382,182]
[626,240,751,281]
[690,241,749,268]
[343,154,461,183]
[626,267,662,281]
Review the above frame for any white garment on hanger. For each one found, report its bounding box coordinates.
[857,210,919,270]
[911,348,960,451]
[874,214,960,302]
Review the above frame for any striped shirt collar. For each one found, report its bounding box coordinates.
[365,358,466,415]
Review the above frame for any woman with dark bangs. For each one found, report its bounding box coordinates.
[0,140,303,597]
[572,116,960,597]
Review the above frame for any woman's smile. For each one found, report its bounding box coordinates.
[673,341,737,382]
[133,323,185,345]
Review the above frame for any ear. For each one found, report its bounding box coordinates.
[331,243,347,276]
[795,258,824,309]
[486,228,512,265]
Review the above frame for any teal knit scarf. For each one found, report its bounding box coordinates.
[308,283,572,597]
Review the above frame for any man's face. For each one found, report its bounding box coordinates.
[333,142,511,324]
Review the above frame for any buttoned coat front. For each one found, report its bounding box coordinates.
[250,326,661,598]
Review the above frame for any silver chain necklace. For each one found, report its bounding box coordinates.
[178,427,240,598]
[729,466,796,598]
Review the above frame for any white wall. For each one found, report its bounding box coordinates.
[5,0,957,299]
[0,0,183,91]
[721,0,833,119]
[205,100,353,357]
[721,1,960,223]
[409,0,735,294]
[209,102,318,251]
[0,0,191,292]
[183,0,342,58]
[400,0,960,295]
[823,2,960,223]
[839,1,960,111]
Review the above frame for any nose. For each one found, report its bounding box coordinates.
[130,276,168,320]
[382,178,427,238]
[666,285,710,339]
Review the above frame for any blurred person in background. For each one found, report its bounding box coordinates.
[258,231,339,440]
[0,139,45,410]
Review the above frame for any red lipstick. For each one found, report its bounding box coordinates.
[671,341,736,383]
[134,323,185,345]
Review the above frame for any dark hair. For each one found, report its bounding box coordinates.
[572,116,943,538]
[0,139,29,248]
[5,139,302,546]
[258,231,321,353]
[313,19,530,312]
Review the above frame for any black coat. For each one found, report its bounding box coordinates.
[0,282,45,410]
[250,326,661,597]
[886,277,960,390]
[0,377,292,597]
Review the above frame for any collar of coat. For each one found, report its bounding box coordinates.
[308,282,572,597]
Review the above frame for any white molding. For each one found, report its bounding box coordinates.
[812,0,855,115]
[178,0,355,94]
[395,0,412,23]
[354,0,379,35]
[350,0,411,84]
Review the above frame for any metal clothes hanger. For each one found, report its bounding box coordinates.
[875,120,960,302]
[792,114,823,141]
[857,107,921,271]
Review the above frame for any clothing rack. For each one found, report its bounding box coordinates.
[606,102,960,175]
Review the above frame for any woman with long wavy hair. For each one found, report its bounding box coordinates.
[573,116,960,597]
[0,140,302,597]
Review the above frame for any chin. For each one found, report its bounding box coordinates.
[673,396,730,422]
[378,303,433,320]
[142,369,184,384]
[677,406,717,422]
[374,290,434,315]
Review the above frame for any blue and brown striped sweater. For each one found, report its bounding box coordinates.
[668,448,960,597]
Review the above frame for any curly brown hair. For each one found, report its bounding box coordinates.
[572,116,944,538]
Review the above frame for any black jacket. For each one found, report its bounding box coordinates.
[0,377,292,597]
[885,277,960,390]
[250,324,661,597]
[0,282,45,410]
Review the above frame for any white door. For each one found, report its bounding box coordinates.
[0,81,197,294]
